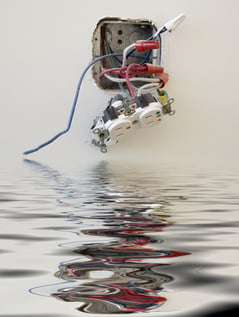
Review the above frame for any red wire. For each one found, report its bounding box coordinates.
[125,64,141,98]
[100,26,107,68]
[99,64,149,97]
[99,64,147,78]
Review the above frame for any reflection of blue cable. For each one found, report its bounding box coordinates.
[29,280,75,297]
[23,53,122,155]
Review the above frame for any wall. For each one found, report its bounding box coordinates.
[1,0,239,165]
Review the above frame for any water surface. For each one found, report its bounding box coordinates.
[1,160,239,316]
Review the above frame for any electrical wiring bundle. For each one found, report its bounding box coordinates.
[91,58,174,153]
[23,14,185,155]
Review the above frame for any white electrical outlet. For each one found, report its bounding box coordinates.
[106,117,133,142]
[139,102,162,127]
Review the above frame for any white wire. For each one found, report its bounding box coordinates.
[104,73,160,83]
[137,83,161,96]
[122,43,135,67]
[152,23,168,38]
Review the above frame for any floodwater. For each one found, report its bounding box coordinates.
[1,159,239,317]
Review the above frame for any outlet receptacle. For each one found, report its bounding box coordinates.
[106,118,133,142]
[139,102,162,127]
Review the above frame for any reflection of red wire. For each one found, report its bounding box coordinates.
[64,283,166,311]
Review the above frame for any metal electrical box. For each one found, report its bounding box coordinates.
[92,17,158,90]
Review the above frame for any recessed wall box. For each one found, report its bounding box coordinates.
[92,17,158,90]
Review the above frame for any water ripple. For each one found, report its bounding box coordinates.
[44,164,190,314]
[0,234,59,241]
[0,269,47,278]
[2,160,238,316]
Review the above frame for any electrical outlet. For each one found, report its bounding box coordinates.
[139,102,162,127]
[106,117,133,142]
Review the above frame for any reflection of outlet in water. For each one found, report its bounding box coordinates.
[89,270,113,279]
[92,17,158,90]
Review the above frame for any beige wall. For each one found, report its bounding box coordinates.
[1,0,238,164]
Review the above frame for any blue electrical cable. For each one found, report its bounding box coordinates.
[23,53,123,155]
[23,29,164,156]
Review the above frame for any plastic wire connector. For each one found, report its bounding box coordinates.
[163,13,186,32]
[135,40,160,52]
[158,72,169,88]
[143,63,164,74]
[152,13,186,38]
[23,53,123,155]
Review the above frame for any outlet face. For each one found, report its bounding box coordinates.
[92,17,157,90]
[139,102,162,127]
[106,118,133,142]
